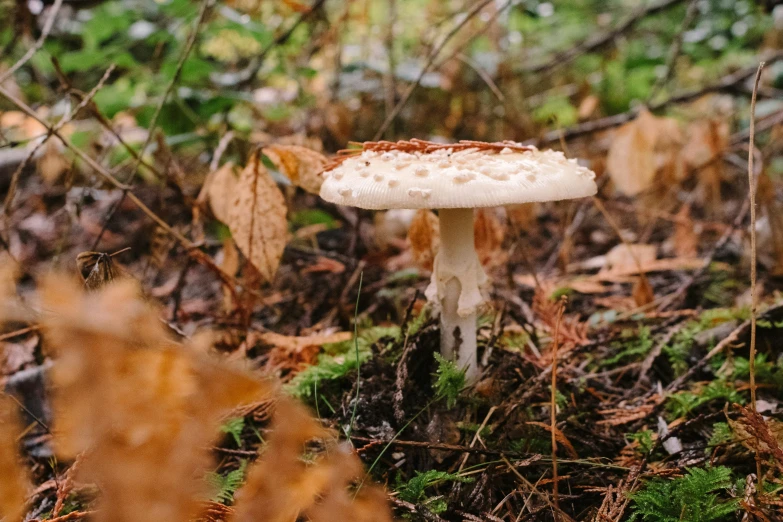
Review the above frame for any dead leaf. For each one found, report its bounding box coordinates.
[505,203,538,230]
[474,208,506,268]
[407,209,439,271]
[672,205,698,258]
[301,256,345,274]
[578,94,599,120]
[227,151,288,282]
[607,110,658,196]
[263,144,328,195]
[603,244,657,274]
[525,421,579,458]
[0,395,30,522]
[632,276,654,307]
[76,251,117,291]
[607,109,683,196]
[304,445,394,522]
[204,162,239,224]
[257,331,352,353]
[38,140,69,185]
[681,119,728,211]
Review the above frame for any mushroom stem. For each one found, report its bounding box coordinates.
[435,208,482,383]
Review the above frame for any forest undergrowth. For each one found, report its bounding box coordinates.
[2,0,783,521]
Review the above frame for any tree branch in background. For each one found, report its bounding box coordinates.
[535,50,783,145]
[0,0,64,85]
[373,0,511,140]
[519,0,687,76]
[647,0,700,101]
[92,0,212,249]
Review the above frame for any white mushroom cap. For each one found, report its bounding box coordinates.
[320,143,597,210]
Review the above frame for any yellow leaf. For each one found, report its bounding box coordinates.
[263,144,328,195]
[227,152,288,282]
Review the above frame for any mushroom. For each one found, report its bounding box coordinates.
[320,140,597,383]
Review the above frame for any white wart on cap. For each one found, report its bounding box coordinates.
[320,142,597,210]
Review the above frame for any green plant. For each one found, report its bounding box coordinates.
[432,353,466,408]
[663,309,742,376]
[287,326,400,398]
[629,466,739,521]
[731,354,783,393]
[603,326,654,366]
[206,460,248,504]
[707,422,733,454]
[627,429,654,455]
[219,417,245,447]
[667,381,744,419]
[396,470,473,514]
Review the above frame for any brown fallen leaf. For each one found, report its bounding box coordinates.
[672,204,699,259]
[607,108,683,197]
[227,151,288,282]
[407,209,439,271]
[606,109,657,197]
[525,421,579,458]
[0,395,30,522]
[263,144,328,195]
[632,275,655,307]
[38,140,70,185]
[257,331,352,353]
[603,244,657,274]
[203,162,239,224]
[301,256,345,274]
[257,331,352,376]
[474,208,506,268]
[681,119,728,212]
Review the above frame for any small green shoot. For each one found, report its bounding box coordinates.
[603,326,654,366]
[396,470,473,514]
[220,417,244,447]
[707,422,733,454]
[627,429,654,455]
[433,353,465,408]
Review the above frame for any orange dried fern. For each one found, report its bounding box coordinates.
[41,277,272,522]
[0,395,30,522]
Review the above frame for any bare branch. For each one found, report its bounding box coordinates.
[0,0,65,84]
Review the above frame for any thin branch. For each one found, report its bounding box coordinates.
[534,50,783,145]
[3,64,116,215]
[747,63,765,489]
[748,62,764,413]
[373,0,507,140]
[0,0,64,84]
[519,0,687,75]
[0,82,190,245]
[230,0,328,88]
[647,0,699,101]
[92,0,212,248]
[550,297,566,520]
